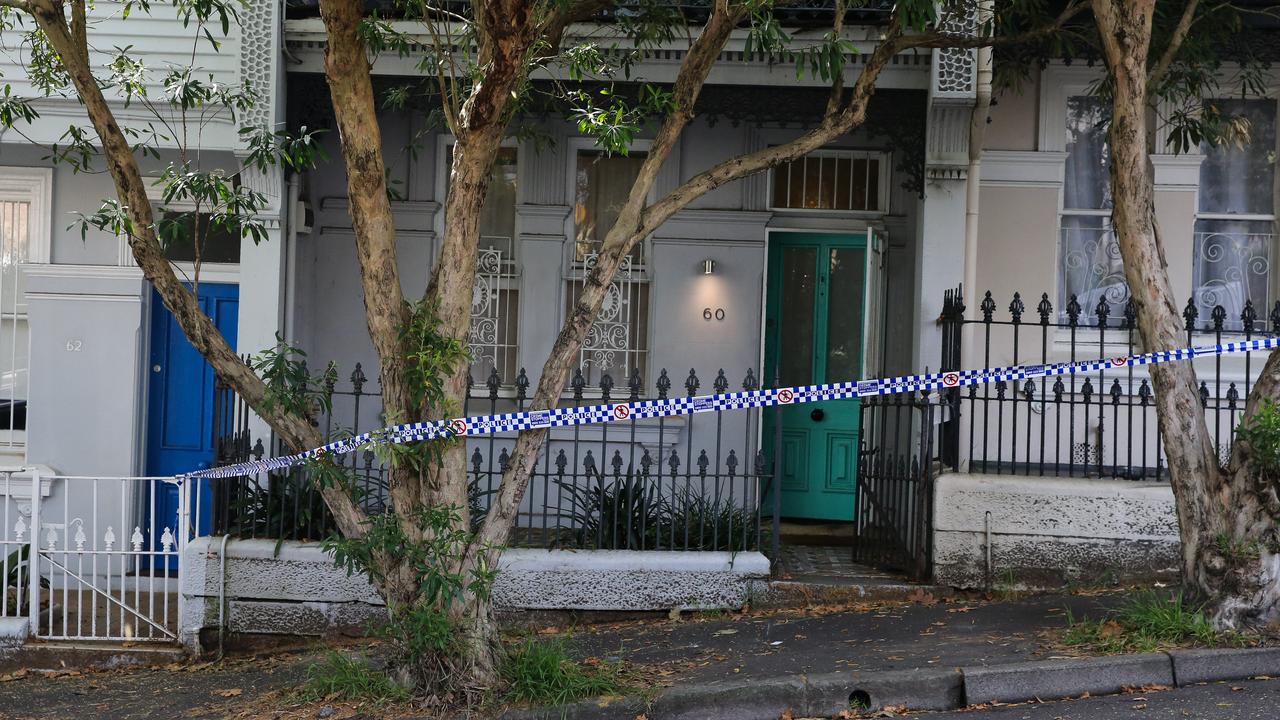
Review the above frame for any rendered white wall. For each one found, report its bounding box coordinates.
[932,472,1181,589]
[180,538,771,648]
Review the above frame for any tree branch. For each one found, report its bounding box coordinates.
[70,0,88,65]
[1149,0,1202,89]
[540,0,613,58]
[317,0,411,417]
[18,0,369,537]
[639,11,908,236]
[468,0,748,557]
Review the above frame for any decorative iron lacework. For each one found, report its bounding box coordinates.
[1059,223,1130,324]
[1193,230,1273,328]
[238,0,276,131]
[469,244,520,384]
[567,253,649,386]
[931,10,977,98]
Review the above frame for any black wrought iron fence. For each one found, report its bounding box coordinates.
[938,286,1280,480]
[210,365,771,553]
[853,392,940,580]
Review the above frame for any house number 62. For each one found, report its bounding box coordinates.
[65,339,83,352]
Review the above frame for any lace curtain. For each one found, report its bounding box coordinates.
[1193,99,1279,329]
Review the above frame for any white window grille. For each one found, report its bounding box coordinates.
[0,168,51,459]
[1058,95,1124,321]
[568,150,650,386]
[1193,98,1279,329]
[768,150,887,212]
[470,238,520,384]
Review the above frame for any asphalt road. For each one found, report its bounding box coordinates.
[899,677,1280,719]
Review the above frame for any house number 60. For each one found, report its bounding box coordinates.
[702,308,726,321]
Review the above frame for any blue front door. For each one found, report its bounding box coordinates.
[145,284,238,558]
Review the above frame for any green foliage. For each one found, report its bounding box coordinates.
[1213,533,1262,566]
[2,545,48,615]
[300,651,410,705]
[241,125,329,173]
[327,504,493,606]
[1060,591,1241,653]
[324,504,497,688]
[671,494,757,553]
[501,637,631,707]
[224,470,332,546]
[400,298,470,419]
[556,475,666,550]
[1235,400,1280,474]
[252,335,333,420]
[554,473,757,551]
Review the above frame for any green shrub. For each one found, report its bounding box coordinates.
[554,474,757,551]
[300,651,409,704]
[501,638,631,706]
[1235,399,1280,473]
[667,494,756,552]
[554,474,666,550]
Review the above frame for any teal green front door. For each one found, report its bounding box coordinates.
[764,232,868,521]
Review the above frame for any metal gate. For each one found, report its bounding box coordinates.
[2,469,186,643]
[852,393,939,581]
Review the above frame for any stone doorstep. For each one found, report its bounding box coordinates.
[499,647,1280,720]
[0,641,186,675]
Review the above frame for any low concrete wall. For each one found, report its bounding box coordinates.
[180,538,770,649]
[933,472,1180,589]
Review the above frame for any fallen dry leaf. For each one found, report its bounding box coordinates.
[213,688,243,698]
[906,589,938,606]
[538,626,560,635]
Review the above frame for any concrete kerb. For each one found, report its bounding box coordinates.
[961,653,1174,706]
[499,647,1280,720]
[1168,646,1280,686]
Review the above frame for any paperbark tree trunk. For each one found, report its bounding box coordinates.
[1093,0,1280,628]
[318,0,539,687]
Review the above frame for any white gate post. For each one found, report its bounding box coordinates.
[27,468,40,636]
[177,476,188,626]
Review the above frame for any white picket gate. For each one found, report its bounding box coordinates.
[1,468,187,643]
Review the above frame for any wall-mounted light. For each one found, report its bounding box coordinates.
[702,259,716,275]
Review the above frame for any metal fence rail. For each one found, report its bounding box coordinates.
[211,366,771,553]
[939,287,1280,479]
[853,393,940,580]
[1,469,186,643]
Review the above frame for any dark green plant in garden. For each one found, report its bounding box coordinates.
[554,471,757,552]
[555,473,667,550]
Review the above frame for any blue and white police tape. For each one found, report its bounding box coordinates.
[184,334,1280,480]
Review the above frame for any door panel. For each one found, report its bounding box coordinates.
[145,284,238,563]
[825,433,857,492]
[764,232,868,521]
[780,431,810,491]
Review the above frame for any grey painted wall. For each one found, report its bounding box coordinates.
[294,111,920,394]
[285,110,921,505]
[0,143,241,266]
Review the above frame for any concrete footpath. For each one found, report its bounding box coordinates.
[506,593,1280,720]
